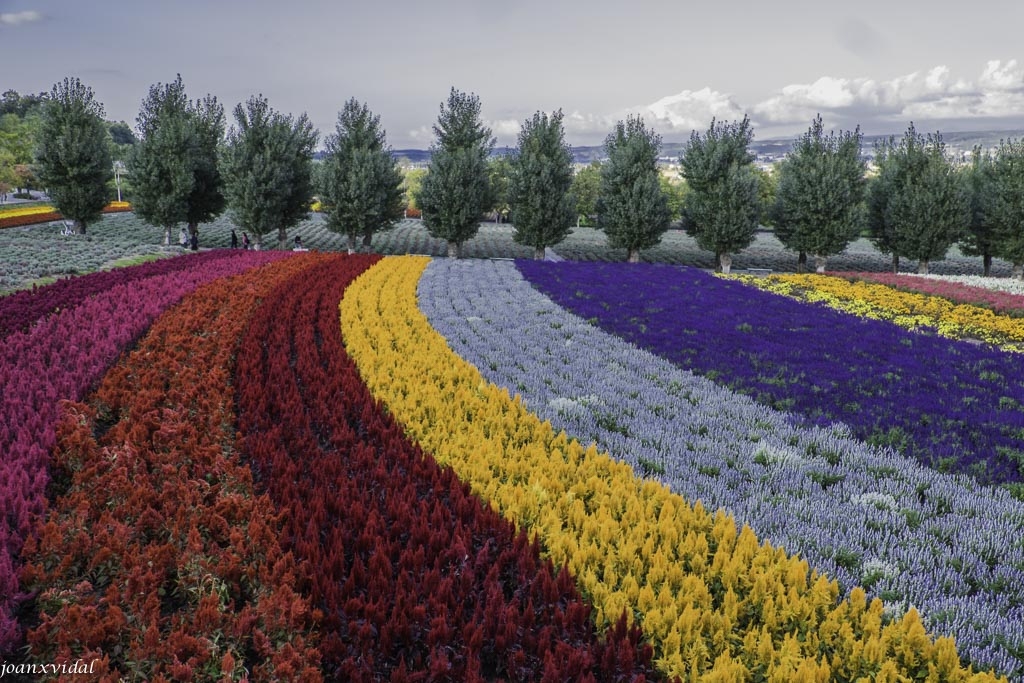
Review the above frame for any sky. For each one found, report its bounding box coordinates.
[3,0,1024,150]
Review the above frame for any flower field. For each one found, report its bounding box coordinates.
[1,250,1022,680]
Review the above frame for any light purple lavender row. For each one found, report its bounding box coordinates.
[417,258,1024,679]
[0,250,245,339]
[0,249,290,655]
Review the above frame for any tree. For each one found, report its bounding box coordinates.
[659,173,688,225]
[866,123,968,274]
[771,115,866,272]
[129,75,226,247]
[35,77,112,234]
[508,109,575,259]
[222,94,318,250]
[960,146,999,276]
[597,115,671,263]
[417,88,495,258]
[571,161,601,227]
[401,167,427,211]
[985,139,1024,279]
[318,97,405,253]
[680,116,760,273]
[487,152,513,222]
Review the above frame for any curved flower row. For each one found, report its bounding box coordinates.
[0,249,233,339]
[731,272,1024,350]
[236,255,660,680]
[21,252,328,680]
[830,272,1024,317]
[518,261,1024,488]
[418,258,1024,678]
[341,256,1002,682]
[0,203,131,230]
[0,249,287,655]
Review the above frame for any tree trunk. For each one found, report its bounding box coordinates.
[892,253,899,274]
[447,241,461,259]
[1014,263,1024,281]
[627,248,640,263]
[813,254,827,273]
[719,252,732,274]
[983,253,993,277]
[577,216,581,228]
[277,227,288,251]
[362,232,373,249]
[347,234,357,254]
[797,251,807,273]
[535,247,545,260]
[188,222,198,251]
[917,259,929,275]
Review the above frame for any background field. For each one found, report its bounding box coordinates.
[1,212,1015,293]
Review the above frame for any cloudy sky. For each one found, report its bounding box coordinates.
[3,0,1024,149]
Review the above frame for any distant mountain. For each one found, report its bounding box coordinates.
[381,129,1024,166]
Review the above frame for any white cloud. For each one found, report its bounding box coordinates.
[639,87,747,134]
[0,10,42,26]
[486,118,521,141]
[752,61,1022,127]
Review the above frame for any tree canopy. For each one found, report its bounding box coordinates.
[597,115,671,263]
[35,77,112,234]
[508,109,575,258]
[318,97,405,253]
[221,94,318,249]
[680,116,760,272]
[417,88,495,258]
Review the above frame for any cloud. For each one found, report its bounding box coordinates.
[0,10,42,26]
[751,61,1021,128]
[639,87,747,134]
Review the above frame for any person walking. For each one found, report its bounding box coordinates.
[179,227,188,249]
[242,232,250,250]
[230,229,239,249]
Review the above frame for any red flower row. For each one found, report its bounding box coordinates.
[21,253,329,681]
[831,271,1024,316]
[234,255,662,681]
[0,250,287,656]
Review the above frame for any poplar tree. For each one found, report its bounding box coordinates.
[130,75,225,247]
[867,123,968,274]
[222,95,317,250]
[986,139,1024,279]
[771,115,866,272]
[680,116,760,273]
[319,98,404,253]
[508,110,575,259]
[597,115,670,263]
[417,88,494,258]
[960,146,998,276]
[35,77,112,234]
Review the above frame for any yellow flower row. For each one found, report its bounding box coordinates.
[340,255,1001,682]
[0,204,57,219]
[730,274,1024,351]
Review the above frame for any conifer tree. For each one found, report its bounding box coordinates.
[960,146,999,276]
[866,123,968,274]
[680,117,760,273]
[319,98,404,253]
[35,77,112,235]
[771,115,866,272]
[597,115,670,263]
[986,139,1024,279]
[222,95,317,250]
[417,88,495,258]
[508,110,575,259]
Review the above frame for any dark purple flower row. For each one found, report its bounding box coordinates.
[517,260,1024,487]
[0,249,290,655]
[0,250,244,339]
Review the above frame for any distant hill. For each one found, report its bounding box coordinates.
[382,129,1024,166]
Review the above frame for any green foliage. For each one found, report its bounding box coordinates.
[571,161,602,226]
[418,88,495,257]
[221,94,318,249]
[508,110,575,257]
[107,120,137,146]
[753,167,777,227]
[401,167,427,210]
[680,117,760,271]
[318,98,405,251]
[959,146,998,274]
[983,139,1024,272]
[771,115,866,268]
[597,115,671,262]
[659,173,688,224]
[129,75,226,245]
[866,123,969,273]
[35,77,112,234]
[488,153,513,219]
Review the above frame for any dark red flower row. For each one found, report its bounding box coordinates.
[831,271,1024,316]
[21,253,329,681]
[235,255,663,681]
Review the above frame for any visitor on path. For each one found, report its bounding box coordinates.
[242,232,250,250]
[293,235,303,250]
[179,227,188,248]
[190,230,198,251]
[230,229,239,249]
